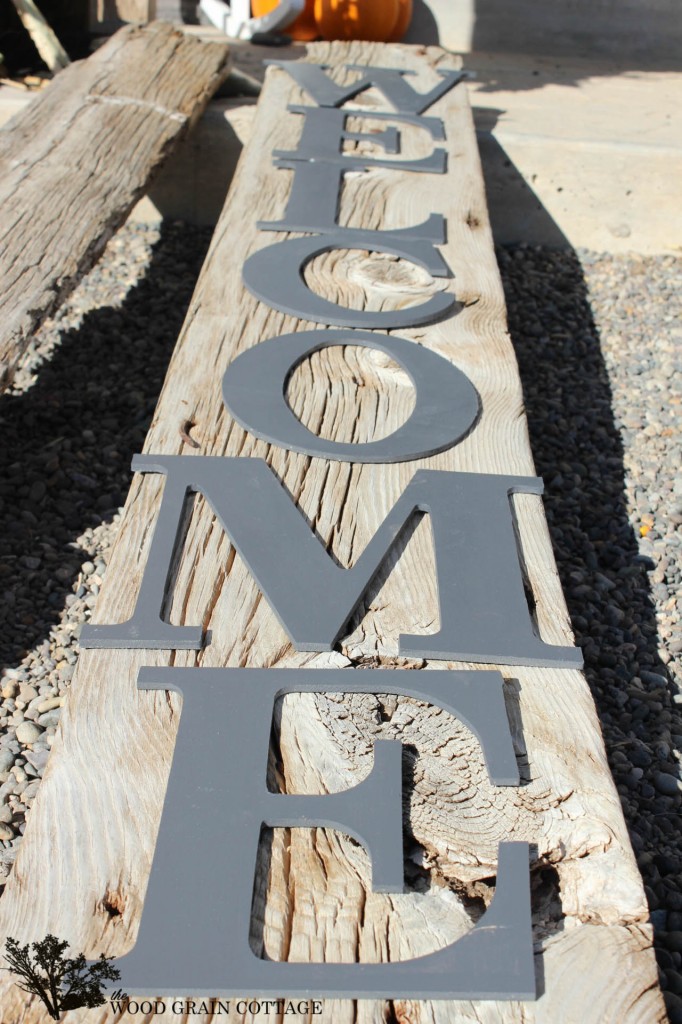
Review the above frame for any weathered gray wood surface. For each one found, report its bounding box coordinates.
[0,21,230,389]
[0,41,665,1023]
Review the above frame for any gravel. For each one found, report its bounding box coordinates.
[0,223,679,1011]
[0,220,212,876]
[500,245,682,1018]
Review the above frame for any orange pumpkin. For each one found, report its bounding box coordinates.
[388,0,413,41]
[313,0,401,42]
[252,0,318,41]
[251,0,413,42]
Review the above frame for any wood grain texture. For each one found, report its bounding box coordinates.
[0,21,230,389]
[9,0,70,72]
[0,42,665,1023]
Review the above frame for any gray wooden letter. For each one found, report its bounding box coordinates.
[241,226,455,329]
[258,106,446,235]
[80,456,582,668]
[273,105,446,169]
[221,330,480,462]
[259,159,446,236]
[267,61,467,115]
[114,667,535,1000]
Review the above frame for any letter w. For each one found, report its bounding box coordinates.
[268,61,466,115]
[80,455,581,667]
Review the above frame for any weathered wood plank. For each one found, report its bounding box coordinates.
[9,0,70,72]
[0,21,230,389]
[0,41,665,1022]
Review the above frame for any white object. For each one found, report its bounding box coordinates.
[198,0,304,39]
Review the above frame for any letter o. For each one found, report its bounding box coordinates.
[222,330,479,463]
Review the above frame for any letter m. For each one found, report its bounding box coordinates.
[80,455,581,667]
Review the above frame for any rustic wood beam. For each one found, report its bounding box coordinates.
[9,0,70,72]
[0,40,665,1022]
[0,21,230,389]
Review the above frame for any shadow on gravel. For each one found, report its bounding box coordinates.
[0,223,213,673]
[498,244,682,1016]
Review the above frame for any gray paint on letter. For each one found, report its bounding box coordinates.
[221,330,480,462]
[80,456,582,668]
[267,61,467,115]
[241,228,456,329]
[114,666,535,999]
[272,105,447,171]
[257,106,446,235]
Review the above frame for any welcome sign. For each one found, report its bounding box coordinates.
[0,42,660,1022]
